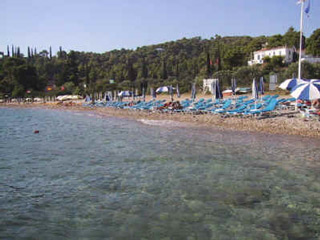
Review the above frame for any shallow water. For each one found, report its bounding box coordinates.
[0,107,320,240]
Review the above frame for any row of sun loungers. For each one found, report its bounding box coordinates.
[83,95,298,117]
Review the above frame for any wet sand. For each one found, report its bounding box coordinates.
[2,101,320,138]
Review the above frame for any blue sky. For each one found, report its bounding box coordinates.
[1,0,319,55]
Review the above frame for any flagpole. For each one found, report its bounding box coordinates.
[298,0,305,81]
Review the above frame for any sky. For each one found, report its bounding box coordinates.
[1,0,319,55]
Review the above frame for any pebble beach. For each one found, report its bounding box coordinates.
[2,98,320,138]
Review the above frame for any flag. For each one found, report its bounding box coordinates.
[305,0,310,15]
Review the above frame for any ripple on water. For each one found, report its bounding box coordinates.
[0,107,320,240]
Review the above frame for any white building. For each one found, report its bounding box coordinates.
[203,79,217,93]
[248,46,296,66]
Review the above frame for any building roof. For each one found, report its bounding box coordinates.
[254,46,295,53]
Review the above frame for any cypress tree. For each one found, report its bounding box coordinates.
[34,47,37,55]
[12,45,14,57]
[17,47,20,57]
[161,60,168,80]
[7,45,10,57]
[28,47,31,58]
[206,52,212,78]
[49,46,52,59]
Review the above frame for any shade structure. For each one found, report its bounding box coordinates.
[279,78,308,90]
[259,77,265,95]
[156,86,171,93]
[291,79,320,100]
[191,83,196,100]
[252,79,259,100]
[176,84,180,98]
[118,91,132,97]
[231,78,237,95]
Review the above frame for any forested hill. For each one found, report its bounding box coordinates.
[1,27,320,97]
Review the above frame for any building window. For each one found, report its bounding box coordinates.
[257,55,260,60]
[273,52,275,56]
[289,50,291,56]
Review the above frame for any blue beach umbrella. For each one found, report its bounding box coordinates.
[142,87,146,101]
[291,79,320,100]
[176,84,180,98]
[151,87,157,100]
[259,77,265,95]
[108,92,113,101]
[279,78,308,91]
[191,83,196,101]
[211,80,216,99]
[231,78,237,95]
[169,85,173,101]
[252,78,259,110]
[85,95,91,102]
[252,78,259,100]
[216,79,223,99]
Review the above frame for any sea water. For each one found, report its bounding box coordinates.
[0,107,319,240]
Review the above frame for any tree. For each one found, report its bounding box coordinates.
[306,28,320,56]
[283,27,300,48]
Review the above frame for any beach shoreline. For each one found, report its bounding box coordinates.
[2,101,320,138]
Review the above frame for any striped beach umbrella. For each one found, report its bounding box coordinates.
[156,86,170,93]
[291,79,320,100]
[279,78,308,91]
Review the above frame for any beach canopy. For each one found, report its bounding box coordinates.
[279,78,308,90]
[290,79,320,100]
[118,91,133,97]
[156,86,173,93]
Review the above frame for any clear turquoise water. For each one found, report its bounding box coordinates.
[0,107,320,240]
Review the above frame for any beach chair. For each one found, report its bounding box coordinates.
[243,99,278,117]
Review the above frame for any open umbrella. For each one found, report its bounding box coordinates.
[279,78,308,91]
[291,79,320,100]
[156,86,170,93]
[118,91,132,97]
